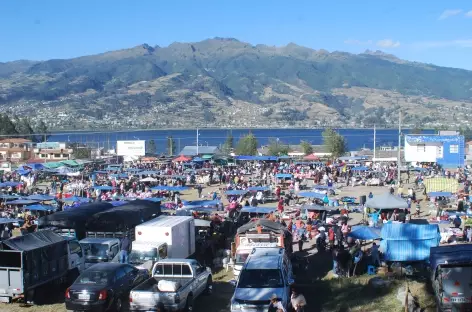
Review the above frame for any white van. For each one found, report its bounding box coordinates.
[230,247,294,312]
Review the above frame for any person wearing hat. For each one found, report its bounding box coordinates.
[268,294,286,312]
[290,288,307,312]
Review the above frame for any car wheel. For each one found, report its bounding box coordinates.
[114,297,123,312]
[184,295,193,312]
[204,276,213,295]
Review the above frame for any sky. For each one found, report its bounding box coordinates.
[2,0,472,69]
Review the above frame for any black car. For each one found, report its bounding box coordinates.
[65,263,149,312]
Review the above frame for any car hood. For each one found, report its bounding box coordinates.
[233,287,284,301]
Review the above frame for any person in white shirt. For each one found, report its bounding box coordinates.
[290,289,307,312]
[268,294,286,312]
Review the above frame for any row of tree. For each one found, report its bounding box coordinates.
[0,114,50,142]
[222,129,346,158]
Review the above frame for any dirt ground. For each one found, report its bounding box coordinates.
[0,178,440,312]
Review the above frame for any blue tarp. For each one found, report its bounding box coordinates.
[26,194,56,201]
[0,194,20,199]
[109,201,128,207]
[93,170,108,174]
[275,173,293,179]
[140,170,160,175]
[151,186,189,192]
[62,196,90,203]
[348,226,381,240]
[428,192,453,198]
[181,200,220,207]
[143,197,165,202]
[234,156,279,161]
[192,157,204,162]
[351,166,369,171]
[125,168,142,172]
[313,185,334,190]
[92,186,116,191]
[240,207,276,214]
[7,199,40,205]
[0,218,22,225]
[24,204,55,211]
[225,190,249,196]
[110,173,129,179]
[380,223,440,261]
[0,182,22,187]
[298,192,326,199]
[247,186,271,192]
[25,163,45,170]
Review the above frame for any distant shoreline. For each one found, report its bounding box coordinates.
[49,126,436,134]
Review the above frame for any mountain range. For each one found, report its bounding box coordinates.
[1,37,472,130]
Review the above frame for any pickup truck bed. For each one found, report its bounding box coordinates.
[132,276,193,292]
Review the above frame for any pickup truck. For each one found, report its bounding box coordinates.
[129,259,212,312]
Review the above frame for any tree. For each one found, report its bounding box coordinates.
[0,114,18,136]
[146,139,157,155]
[322,128,347,160]
[235,133,258,155]
[223,131,234,154]
[410,125,423,134]
[459,126,472,141]
[300,140,313,155]
[70,143,91,159]
[167,136,176,156]
[266,138,290,156]
[34,120,51,142]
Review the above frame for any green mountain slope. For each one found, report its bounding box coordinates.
[0,38,471,130]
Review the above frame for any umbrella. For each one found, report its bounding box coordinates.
[298,192,326,199]
[225,190,249,196]
[173,155,191,162]
[24,204,55,211]
[26,194,56,201]
[348,226,381,240]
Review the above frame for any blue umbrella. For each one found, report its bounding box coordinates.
[247,186,270,192]
[0,218,23,225]
[126,168,142,172]
[24,204,55,211]
[62,196,91,203]
[26,194,56,201]
[225,190,249,196]
[140,170,160,175]
[351,166,369,171]
[348,226,381,240]
[7,199,40,205]
[92,186,116,191]
[0,181,23,187]
[298,192,326,199]
[151,186,189,192]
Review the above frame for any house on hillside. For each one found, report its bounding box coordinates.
[32,142,74,162]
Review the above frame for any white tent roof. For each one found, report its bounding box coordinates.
[365,193,409,209]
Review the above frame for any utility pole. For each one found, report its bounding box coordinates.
[373,124,376,163]
[196,128,199,155]
[397,112,402,186]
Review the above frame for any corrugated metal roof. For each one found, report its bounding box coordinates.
[380,223,440,261]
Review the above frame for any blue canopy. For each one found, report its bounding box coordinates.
[125,168,142,172]
[348,226,381,240]
[24,204,55,211]
[247,186,271,192]
[25,163,45,170]
[181,200,220,207]
[298,192,326,199]
[0,218,23,225]
[93,170,108,174]
[62,196,91,203]
[143,197,165,202]
[240,207,276,214]
[351,166,369,171]
[225,190,249,196]
[92,185,116,191]
[7,199,40,205]
[413,167,427,172]
[192,157,204,162]
[26,194,56,201]
[140,170,160,175]
[275,173,293,179]
[428,192,453,198]
[301,204,334,211]
[0,194,21,199]
[110,173,129,179]
[151,186,190,192]
[0,181,23,187]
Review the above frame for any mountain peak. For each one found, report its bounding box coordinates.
[212,37,240,42]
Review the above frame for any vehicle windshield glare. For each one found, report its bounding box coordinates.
[129,249,157,263]
[82,243,109,257]
[237,269,283,288]
[77,271,112,285]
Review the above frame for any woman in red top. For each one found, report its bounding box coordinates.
[277,198,284,213]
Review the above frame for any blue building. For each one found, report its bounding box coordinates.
[404,134,465,168]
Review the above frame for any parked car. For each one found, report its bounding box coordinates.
[230,247,294,312]
[65,263,149,312]
[129,259,212,312]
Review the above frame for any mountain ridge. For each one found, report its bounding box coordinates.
[0,37,472,130]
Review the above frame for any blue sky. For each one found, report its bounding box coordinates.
[2,0,472,69]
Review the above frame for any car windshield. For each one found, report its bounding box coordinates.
[235,252,249,265]
[77,270,112,285]
[82,243,108,257]
[129,249,157,264]
[238,269,284,288]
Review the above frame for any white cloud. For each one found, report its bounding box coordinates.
[465,10,472,17]
[411,39,472,49]
[344,39,373,45]
[438,9,463,20]
[376,39,401,48]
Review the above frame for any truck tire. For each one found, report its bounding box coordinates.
[183,295,193,312]
[203,276,213,295]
